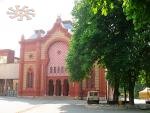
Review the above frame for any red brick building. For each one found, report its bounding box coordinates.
[18,17,108,98]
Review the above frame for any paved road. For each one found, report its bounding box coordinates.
[0,97,148,113]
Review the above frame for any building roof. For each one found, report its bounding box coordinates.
[62,20,73,33]
[30,29,45,39]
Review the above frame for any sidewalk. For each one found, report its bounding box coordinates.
[85,99,150,110]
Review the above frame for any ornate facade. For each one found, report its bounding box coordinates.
[18,17,107,98]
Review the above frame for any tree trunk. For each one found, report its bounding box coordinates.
[79,80,83,100]
[113,81,119,103]
[128,75,135,105]
[124,87,127,103]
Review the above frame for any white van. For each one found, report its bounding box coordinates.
[87,91,99,104]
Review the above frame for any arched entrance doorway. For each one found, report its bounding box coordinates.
[63,79,69,96]
[56,79,61,96]
[48,79,54,96]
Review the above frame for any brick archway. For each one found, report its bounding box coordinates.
[44,37,69,65]
[63,79,69,96]
[55,79,61,96]
[47,77,68,96]
[48,79,54,96]
[45,37,69,96]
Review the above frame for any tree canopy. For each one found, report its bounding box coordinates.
[66,0,150,104]
[88,0,150,30]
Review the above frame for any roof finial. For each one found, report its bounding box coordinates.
[21,34,25,41]
[56,15,61,23]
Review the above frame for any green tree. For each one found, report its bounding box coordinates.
[67,0,148,104]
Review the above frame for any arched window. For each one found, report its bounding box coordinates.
[26,68,34,88]
[57,66,60,73]
[61,66,64,73]
[54,67,56,73]
[50,67,53,73]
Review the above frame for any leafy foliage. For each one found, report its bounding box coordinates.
[66,0,97,81]
[66,0,150,104]
[122,0,150,30]
[88,0,150,30]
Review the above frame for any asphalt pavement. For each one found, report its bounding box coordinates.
[0,96,149,113]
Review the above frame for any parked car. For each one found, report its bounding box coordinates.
[87,91,99,104]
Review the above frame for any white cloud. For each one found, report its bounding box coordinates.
[0,0,74,57]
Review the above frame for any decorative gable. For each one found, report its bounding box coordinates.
[40,17,71,60]
[44,17,71,38]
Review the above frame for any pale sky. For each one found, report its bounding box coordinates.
[0,0,74,57]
